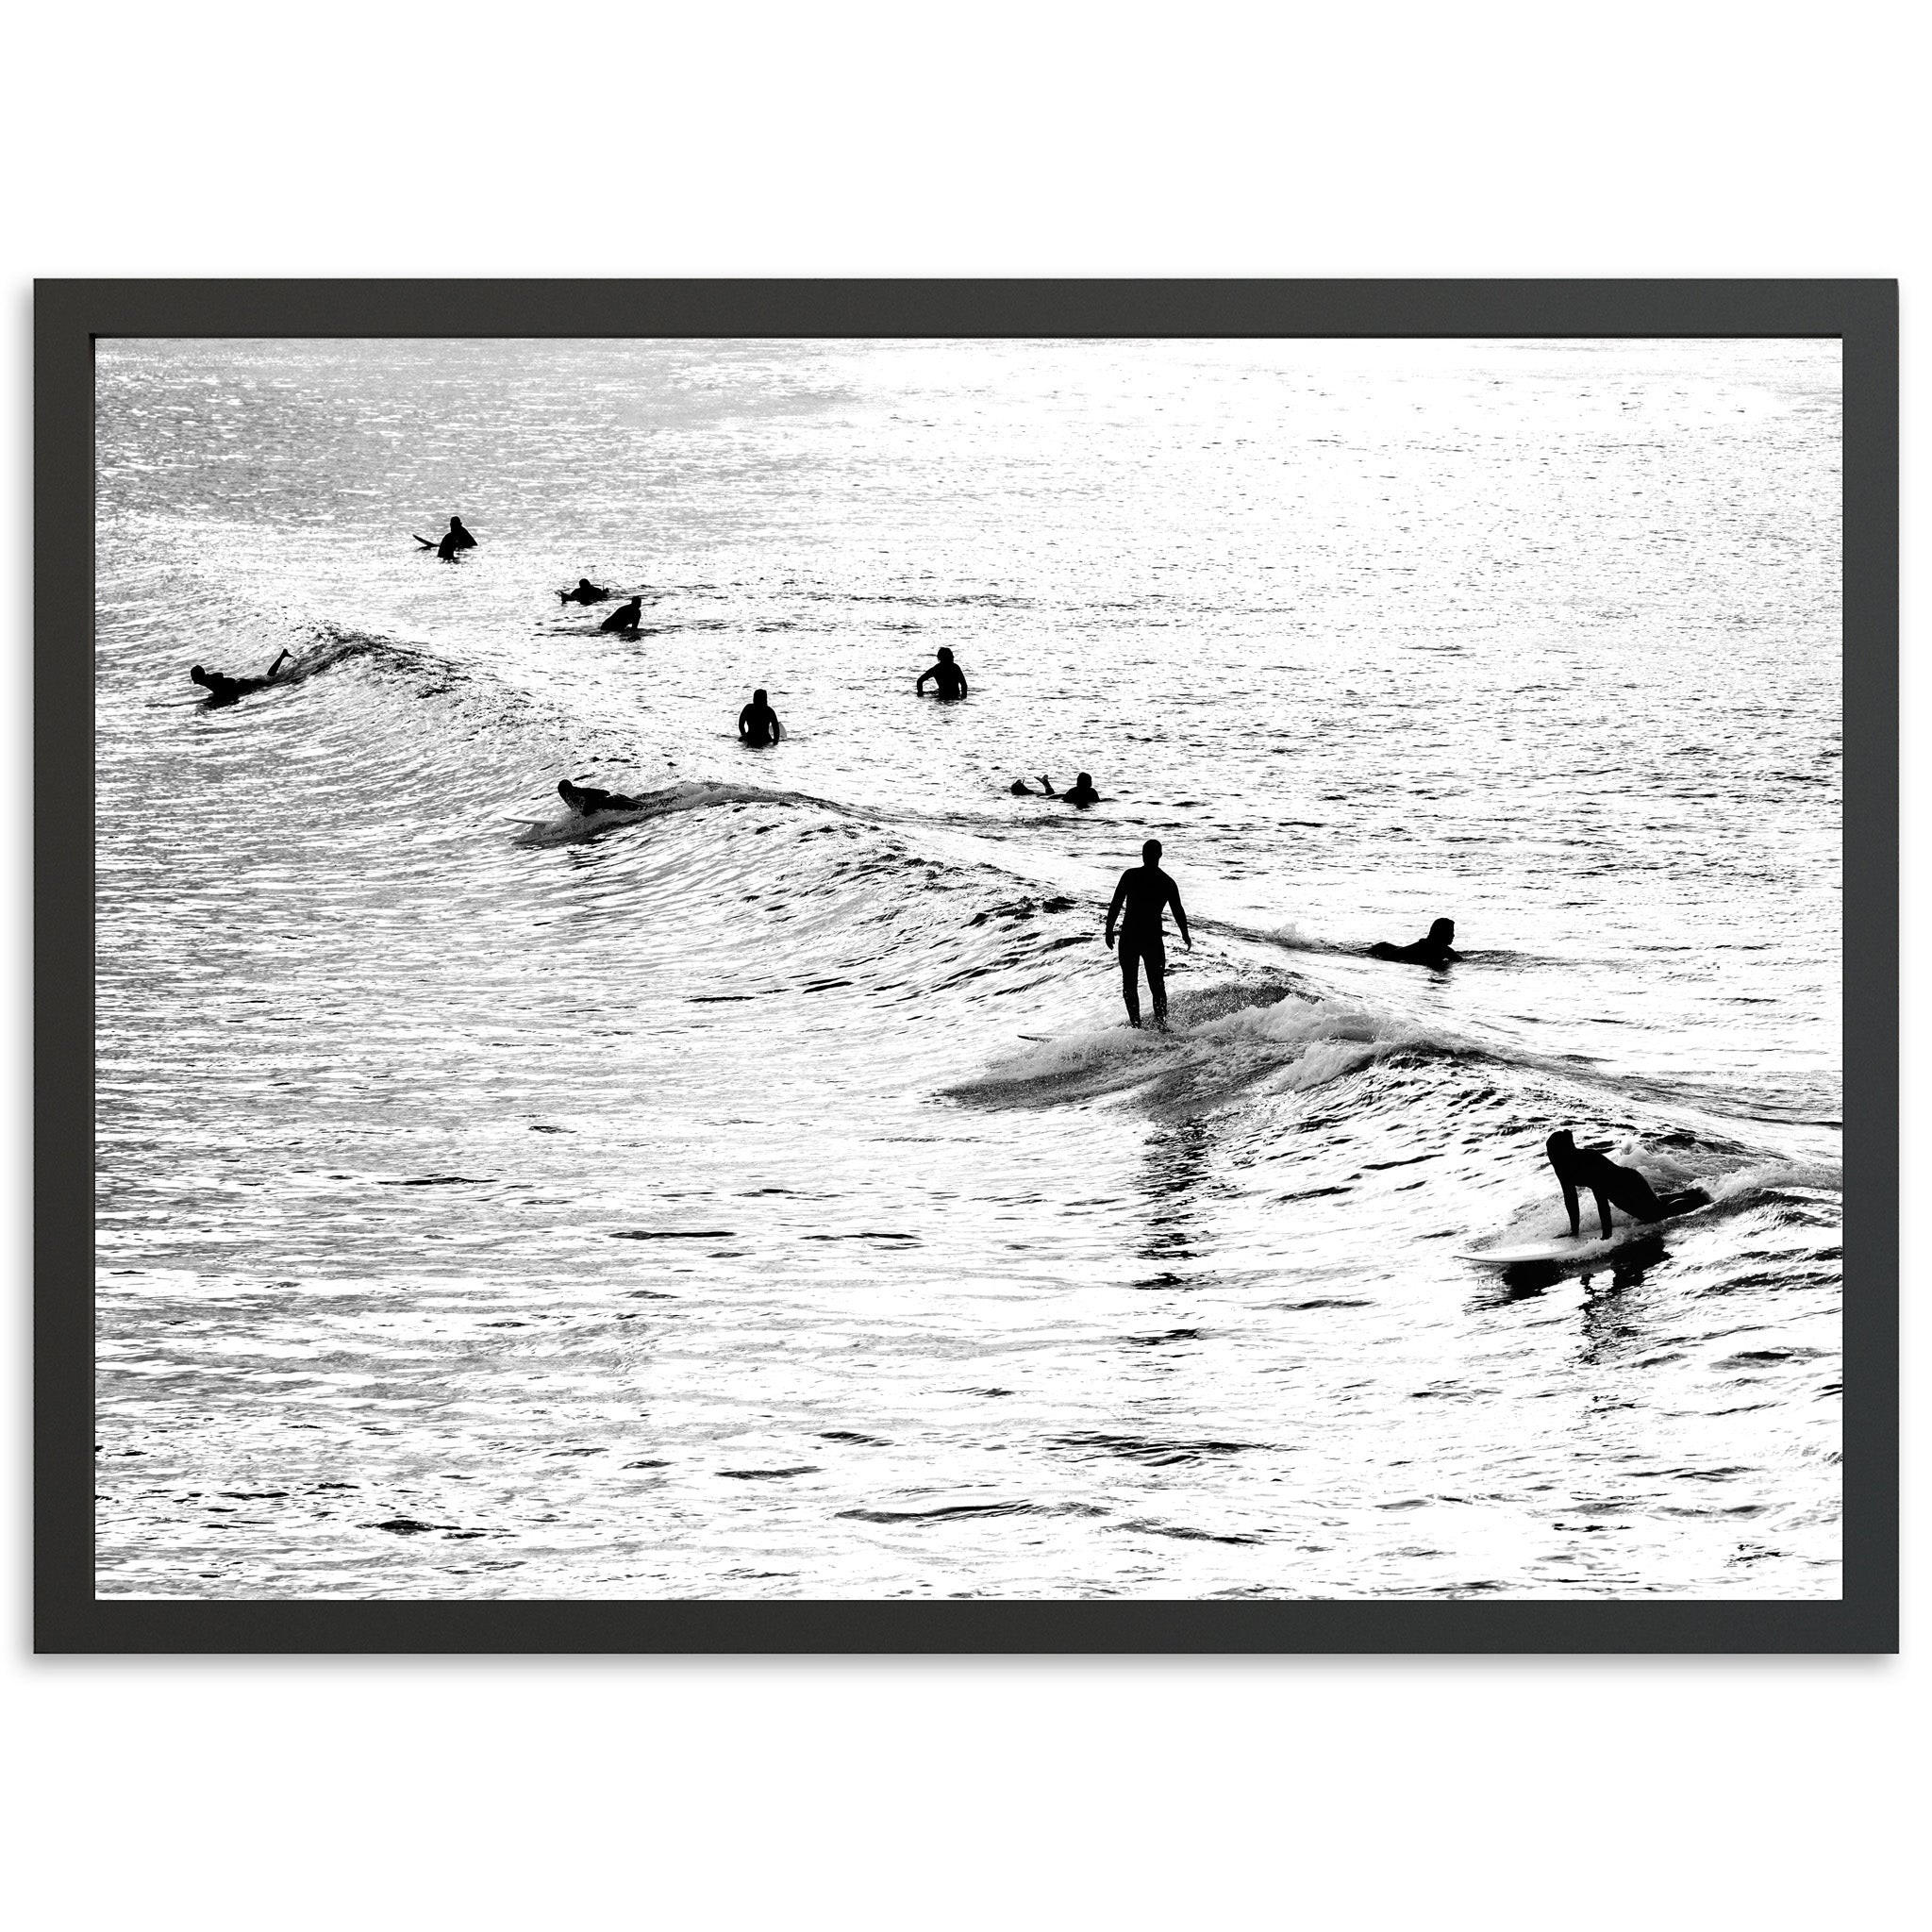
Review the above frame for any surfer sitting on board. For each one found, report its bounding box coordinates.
[413,516,477,562]
[739,689,782,746]
[558,778,647,815]
[1010,773,1100,805]
[1369,917,1459,967]
[916,647,969,699]
[1545,1130,1709,1241]
[190,649,295,708]
[599,595,643,633]
[1105,838,1191,1028]
[559,577,612,606]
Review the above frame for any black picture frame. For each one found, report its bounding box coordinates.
[38,279,1897,1654]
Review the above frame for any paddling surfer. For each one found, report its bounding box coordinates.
[1545,1130,1709,1241]
[559,578,612,606]
[1369,917,1460,967]
[1104,838,1191,1027]
[189,649,295,708]
[558,778,646,815]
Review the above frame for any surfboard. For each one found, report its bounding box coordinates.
[1463,1200,1715,1271]
[1462,1233,1634,1270]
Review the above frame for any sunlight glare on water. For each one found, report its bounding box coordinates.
[94,338,1840,1599]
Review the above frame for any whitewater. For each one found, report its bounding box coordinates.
[93,337,1841,1599]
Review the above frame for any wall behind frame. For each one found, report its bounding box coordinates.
[1,6,1918,1927]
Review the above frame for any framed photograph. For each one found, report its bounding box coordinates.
[37,281,1895,1652]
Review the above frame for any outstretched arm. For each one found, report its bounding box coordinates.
[267,648,294,677]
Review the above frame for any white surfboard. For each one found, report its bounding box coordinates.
[1464,1200,1715,1271]
[1463,1232,1635,1269]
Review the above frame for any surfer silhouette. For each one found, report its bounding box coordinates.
[559,578,612,606]
[413,516,477,561]
[916,646,969,699]
[1369,917,1460,967]
[1010,772,1099,805]
[190,649,295,708]
[1545,1130,1709,1241]
[1105,838,1191,1027]
[600,596,643,633]
[558,778,646,815]
[739,689,782,746]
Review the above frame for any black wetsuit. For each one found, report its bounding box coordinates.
[918,659,968,699]
[192,651,291,708]
[1106,862,1190,1025]
[560,580,612,606]
[1059,781,1099,808]
[600,598,643,632]
[1550,1145,1707,1240]
[196,672,268,708]
[558,780,645,815]
[1369,937,1459,967]
[739,702,781,746]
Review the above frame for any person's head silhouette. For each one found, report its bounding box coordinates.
[937,646,954,662]
[450,516,465,529]
[1075,772,1092,789]
[190,665,208,685]
[1546,1129,1576,1163]
[1142,838,1162,864]
[754,688,768,704]
[1428,918,1456,945]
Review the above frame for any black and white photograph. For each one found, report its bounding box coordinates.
[87,321,1848,1608]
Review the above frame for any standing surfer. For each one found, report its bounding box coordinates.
[1104,838,1191,1028]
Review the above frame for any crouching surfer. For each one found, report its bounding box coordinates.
[1369,917,1460,967]
[558,778,647,815]
[1545,1130,1709,1241]
[190,648,295,708]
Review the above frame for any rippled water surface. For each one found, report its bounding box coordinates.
[94,338,1841,1598]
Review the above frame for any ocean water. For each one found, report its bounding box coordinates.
[93,337,1842,1600]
